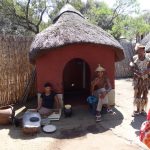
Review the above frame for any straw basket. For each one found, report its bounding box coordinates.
[0,105,14,125]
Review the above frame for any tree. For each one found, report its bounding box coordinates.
[109,0,150,40]
[0,0,149,40]
[78,0,143,39]
[0,0,51,34]
[0,14,31,35]
[112,0,139,16]
[141,11,150,24]
[96,0,150,40]
[84,1,113,30]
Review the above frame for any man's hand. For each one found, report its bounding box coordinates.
[134,70,142,77]
[99,92,106,99]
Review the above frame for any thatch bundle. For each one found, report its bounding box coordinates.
[30,4,124,63]
[0,35,34,106]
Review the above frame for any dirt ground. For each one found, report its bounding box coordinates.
[0,79,149,150]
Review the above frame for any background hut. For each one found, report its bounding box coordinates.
[115,38,135,78]
[141,33,150,52]
[30,4,124,105]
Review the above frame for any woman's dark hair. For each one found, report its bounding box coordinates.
[44,82,53,88]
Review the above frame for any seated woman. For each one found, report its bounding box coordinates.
[91,64,112,122]
[36,82,60,115]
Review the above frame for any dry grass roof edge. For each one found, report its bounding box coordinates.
[30,4,124,63]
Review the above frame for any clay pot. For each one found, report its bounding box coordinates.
[0,105,14,125]
[64,105,72,117]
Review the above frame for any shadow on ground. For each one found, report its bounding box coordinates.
[130,115,146,136]
[0,103,124,140]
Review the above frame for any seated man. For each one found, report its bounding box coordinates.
[91,64,112,122]
[36,82,60,115]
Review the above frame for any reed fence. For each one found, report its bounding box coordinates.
[0,35,35,106]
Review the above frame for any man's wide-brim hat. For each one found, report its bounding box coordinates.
[135,43,145,51]
[95,64,105,72]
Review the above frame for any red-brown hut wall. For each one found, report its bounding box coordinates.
[35,43,115,93]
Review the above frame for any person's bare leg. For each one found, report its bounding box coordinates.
[132,98,140,117]
[141,90,148,115]
[96,98,102,122]
[132,87,141,116]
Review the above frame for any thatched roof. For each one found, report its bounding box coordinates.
[53,4,85,23]
[145,41,150,52]
[141,33,150,45]
[118,38,134,59]
[141,33,150,52]
[30,4,124,63]
[115,38,135,78]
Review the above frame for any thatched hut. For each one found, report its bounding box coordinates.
[29,4,124,105]
[115,38,135,78]
[141,33,150,52]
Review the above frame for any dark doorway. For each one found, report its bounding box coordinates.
[63,58,91,106]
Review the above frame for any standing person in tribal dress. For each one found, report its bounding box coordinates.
[130,43,150,117]
[91,64,112,122]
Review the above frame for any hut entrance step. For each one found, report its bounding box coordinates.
[63,89,90,106]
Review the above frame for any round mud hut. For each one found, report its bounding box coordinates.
[29,4,124,105]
